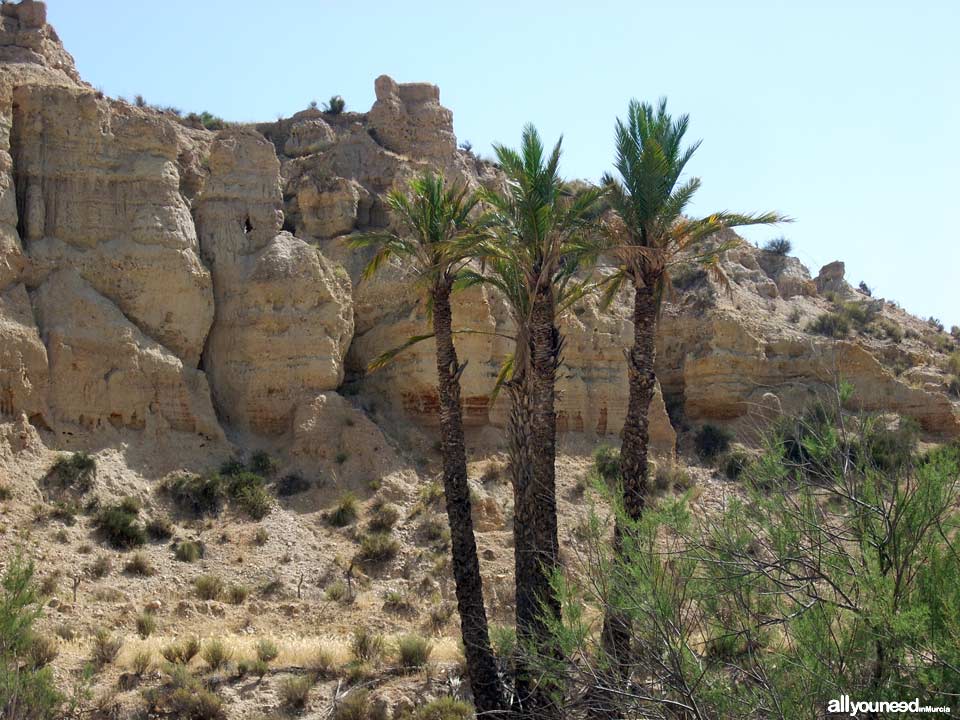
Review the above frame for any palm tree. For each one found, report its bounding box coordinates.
[600,98,788,667]
[464,125,603,717]
[349,172,503,715]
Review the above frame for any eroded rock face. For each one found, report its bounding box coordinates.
[0,1,80,82]
[32,269,221,437]
[368,75,457,165]
[0,282,48,422]
[11,85,214,365]
[196,131,354,435]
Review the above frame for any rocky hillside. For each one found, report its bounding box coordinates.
[1,2,958,717]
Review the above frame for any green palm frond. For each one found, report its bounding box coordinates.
[367,333,436,372]
[490,354,515,402]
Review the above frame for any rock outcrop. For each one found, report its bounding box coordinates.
[0,0,957,461]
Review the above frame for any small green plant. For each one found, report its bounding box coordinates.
[312,646,336,676]
[654,462,693,493]
[89,554,112,579]
[722,450,752,480]
[323,95,346,114]
[25,634,58,670]
[418,480,444,507]
[167,686,224,719]
[49,452,96,492]
[806,311,850,338]
[406,697,474,720]
[590,445,621,488]
[255,638,279,663]
[325,579,349,602]
[762,236,792,255]
[350,627,384,664]
[787,307,802,324]
[254,527,269,545]
[368,500,400,532]
[249,451,277,477]
[162,473,226,516]
[694,424,734,461]
[132,649,152,676]
[136,612,157,638]
[49,501,78,525]
[226,584,249,605]
[146,515,173,540]
[0,484,11,501]
[279,675,313,711]
[124,552,155,577]
[194,575,224,601]
[382,588,413,613]
[92,628,122,667]
[334,451,349,465]
[201,639,232,671]
[356,532,399,564]
[174,540,204,562]
[328,492,359,527]
[395,633,432,670]
[96,499,146,548]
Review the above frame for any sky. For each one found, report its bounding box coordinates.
[46,1,959,328]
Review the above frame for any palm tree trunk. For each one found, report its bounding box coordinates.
[601,280,659,674]
[510,285,563,718]
[432,282,504,716]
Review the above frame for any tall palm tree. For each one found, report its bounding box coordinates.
[600,98,788,667]
[463,125,603,717]
[349,172,503,715]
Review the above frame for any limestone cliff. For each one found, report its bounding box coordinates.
[0,0,957,476]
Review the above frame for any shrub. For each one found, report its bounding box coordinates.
[858,280,872,296]
[654,462,693,493]
[949,376,960,399]
[356,532,399,564]
[226,584,249,605]
[405,697,474,720]
[928,316,945,332]
[312,647,336,676]
[48,452,96,492]
[723,450,752,480]
[249,451,277,477]
[89,554,112,578]
[38,572,59,597]
[96,498,147,549]
[947,351,960,376]
[235,483,271,520]
[49,501,78,525]
[368,500,400,532]
[146,515,173,540]
[395,634,432,670]
[763,237,792,256]
[256,638,279,663]
[591,445,621,488]
[194,575,224,601]
[136,612,157,638]
[861,417,919,472]
[167,686,225,720]
[335,451,349,465]
[275,473,311,497]
[279,675,313,711]
[162,473,225,516]
[382,589,413,613]
[806,312,850,338]
[92,628,122,667]
[325,580,349,602]
[328,492,359,527]
[132,649,152,676]
[160,636,201,665]
[0,484,10,501]
[351,628,384,664]
[694,424,734,461]
[201,639,232,671]
[254,527,269,546]
[124,552,155,577]
[0,556,64,717]
[787,307,802,324]
[333,690,371,720]
[25,634,58,669]
[873,318,904,343]
[418,480,444,507]
[489,623,516,661]
[323,95,346,114]
[175,540,204,562]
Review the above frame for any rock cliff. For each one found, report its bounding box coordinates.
[0,0,957,477]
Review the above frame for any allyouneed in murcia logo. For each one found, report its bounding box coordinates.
[827,696,951,716]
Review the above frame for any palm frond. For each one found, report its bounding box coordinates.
[367,333,436,372]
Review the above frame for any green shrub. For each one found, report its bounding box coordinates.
[48,452,96,492]
[167,686,225,719]
[255,638,279,663]
[136,612,157,638]
[249,451,277,477]
[25,634,58,670]
[762,236,792,256]
[96,499,146,548]
[146,515,173,540]
[175,540,204,563]
[722,450,752,480]
[418,480,444,507]
[328,492,359,527]
[860,416,919,472]
[279,675,313,710]
[356,532,399,564]
[694,424,734,461]
[0,484,11,501]
[806,311,850,338]
[49,501,78,525]
[226,584,249,605]
[132,649,152,676]
[489,623,516,661]
[654,462,693,493]
[350,628,384,664]
[162,473,225,516]
[0,555,64,718]
[395,633,432,670]
[591,445,621,488]
[335,451,349,465]
[201,639,232,671]
[160,636,201,665]
[92,628,122,667]
[323,95,346,114]
[194,575,224,601]
[225,472,271,519]
[368,500,400,532]
[254,527,269,546]
[124,551,154,576]
[947,350,960,376]
[404,697,474,720]
[325,580,349,602]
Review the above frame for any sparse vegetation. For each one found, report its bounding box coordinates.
[395,633,432,670]
[356,532,400,564]
[275,472,311,496]
[226,584,249,605]
[332,689,372,720]
[694,423,734,461]
[403,697,474,720]
[174,540,204,562]
[279,675,314,711]
[124,551,155,576]
[249,450,277,477]
[162,473,225,516]
[328,492,359,527]
[762,236,791,256]
[350,627,384,664]
[146,515,173,540]
[48,452,96,492]
[89,554,112,579]
[255,638,279,663]
[92,628,122,667]
[325,579,349,602]
[136,611,157,638]
[194,574,224,601]
[201,639,232,671]
[368,500,400,532]
[323,95,346,114]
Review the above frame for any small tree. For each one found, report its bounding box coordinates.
[323,95,345,115]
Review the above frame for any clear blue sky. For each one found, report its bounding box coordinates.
[47,1,959,328]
